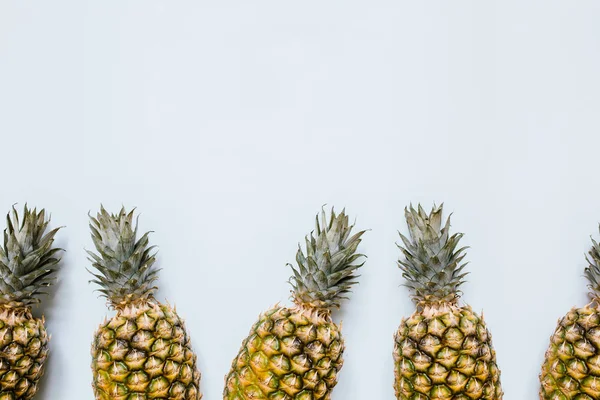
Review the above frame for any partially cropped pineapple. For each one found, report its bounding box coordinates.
[87,206,201,400]
[539,225,600,399]
[224,208,366,400]
[0,205,62,400]
[394,205,503,400]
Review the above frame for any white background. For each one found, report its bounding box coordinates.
[1,2,600,399]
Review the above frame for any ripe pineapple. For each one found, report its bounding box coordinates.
[539,225,600,399]
[0,205,62,400]
[224,208,366,400]
[87,206,201,400]
[394,204,503,400]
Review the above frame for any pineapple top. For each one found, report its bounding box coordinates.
[585,226,600,300]
[0,205,62,307]
[87,206,159,308]
[398,204,468,307]
[289,208,366,310]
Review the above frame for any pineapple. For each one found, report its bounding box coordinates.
[87,206,201,400]
[394,204,503,400]
[224,208,366,400]
[0,205,62,400]
[539,225,600,399]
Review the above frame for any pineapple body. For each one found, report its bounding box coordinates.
[540,305,600,400]
[92,299,200,400]
[394,305,502,400]
[224,209,366,400]
[0,206,62,399]
[395,205,503,400]
[224,306,343,400]
[87,207,202,398]
[0,308,48,400]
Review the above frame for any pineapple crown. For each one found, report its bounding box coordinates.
[398,204,469,307]
[87,206,159,308]
[585,225,600,300]
[288,208,366,310]
[0,205,62,307]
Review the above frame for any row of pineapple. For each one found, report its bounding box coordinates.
[0,203,591,399]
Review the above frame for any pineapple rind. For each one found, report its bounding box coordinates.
[540,305,600,400]
[224,306,343,400]
[92,299,201,400]
[394,305,502,400]
[0,307,48,400]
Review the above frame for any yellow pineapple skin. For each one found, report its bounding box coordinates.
[0,307,48,400]
[224,306,344,400]
[540,305,600,400]
[394,304,503,400]
[92,299,201,400]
